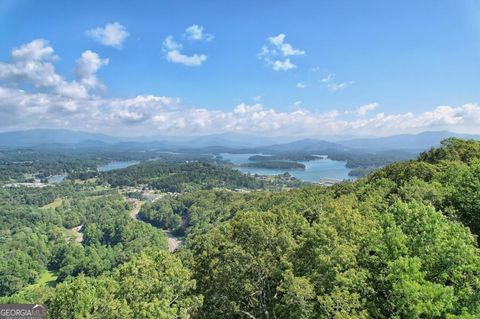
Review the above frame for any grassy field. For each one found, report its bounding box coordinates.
[73,177,99,185]
[29,270,58,288]
[41,198,63,209]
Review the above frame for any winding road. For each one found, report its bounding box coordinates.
[129,199,182,252]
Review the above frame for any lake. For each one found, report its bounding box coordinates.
[220,153,352,183]
[98,161,140,172]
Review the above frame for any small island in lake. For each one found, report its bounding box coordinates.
[248,154,322,162]
[240,160,306,170]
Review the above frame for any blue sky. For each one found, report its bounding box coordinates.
[0,0,479,137]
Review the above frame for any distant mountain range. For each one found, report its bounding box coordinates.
[0,129,119,148]
[260,139,349,153]
[337,131,480,151]
[0,129,479,153]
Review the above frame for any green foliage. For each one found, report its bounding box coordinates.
[438,160,480,234]
[328,149,416,172]
[386,257,455,318]
[0,149,158,183]
[419,138,480,164]
[186,210,308,318]
[240,160,306,169]
[48,194,168,281]
[101,161,267,192]
[3,138,480,318]
[0,185,167,296]
[139,190,260,236]
[48,250,202,319]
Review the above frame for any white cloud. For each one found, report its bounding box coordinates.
[74,50,109,89]
[166,50,207,66]
[55,82,88,99]
[163,36,182,51]
[184,25,214,41]
[268,34,286,47]
[1,40,480,138]
[296,82,307,89]
[86,22,129,48]
[267,33,304,56]
[0,39,108,99]
[163,29,210,67]
[271,59,296,71]
[356,103,379,116]
[11,39,57,61]
[0,39,61,88]
[259,33,305,71]
[2,79,479,137]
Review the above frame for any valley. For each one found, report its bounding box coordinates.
[1,135,480,318]
[3,3,480,317]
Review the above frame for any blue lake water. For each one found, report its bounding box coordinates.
[98,161,140,172]
[220,153,352,183]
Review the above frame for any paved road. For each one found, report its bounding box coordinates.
[128,198,181,252]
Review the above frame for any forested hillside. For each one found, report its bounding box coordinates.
[1,138,480,318]
[0,185,167,298]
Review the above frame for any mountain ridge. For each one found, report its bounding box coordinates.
[1,129,479,152]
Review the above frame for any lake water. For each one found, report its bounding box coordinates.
[220,153,352,183]
[98,161,140,172]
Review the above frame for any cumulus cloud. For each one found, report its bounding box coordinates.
[271,59,295,71]
[163,36,182,51]
[74,50,109,89]
[11,39,57,61]
[184,25,214,41]
[166,50,207,66]
[267,34,305,56]
[1,40,480,138]
[163,26,211,66]
[0,39,107,99]
[259,33,305,71]
[2,79,479,137]
[108,95,181,124]
[0,39,61,88]
[86,22,129,48]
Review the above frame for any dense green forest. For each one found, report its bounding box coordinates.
[240,160,306,170]
[0,184,167,298]
[327,150,416,177]
[0,149,217,183]
[1,138,480,318]
[99,161,266,191]
[96,160,302,192]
